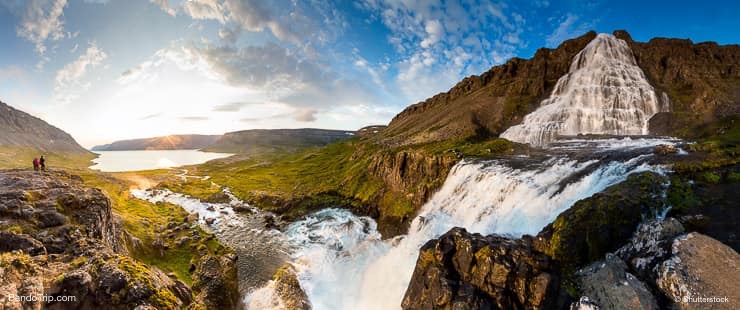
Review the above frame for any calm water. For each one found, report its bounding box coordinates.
[90,150,233,172]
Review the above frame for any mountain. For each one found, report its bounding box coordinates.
[202,128,356,154]
[91,134,221,151]
[378,30,740,146]
[0,101,91,154]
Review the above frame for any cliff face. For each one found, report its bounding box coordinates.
[378,30,739,147]
[379,31,597,146]
[91,135,221,151]
[0,101,91,154]
[613,30,740,136]
[0,170,238,309]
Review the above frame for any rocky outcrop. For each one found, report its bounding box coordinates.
[0,170,238,309]
[656,233,739,310]
[91,134,221,151]
[273,264,310,310]
[615,218,685,282]
[402,227,559,310]
[574,255,658,310]
[0,101,91,154]
[537,172,668,271]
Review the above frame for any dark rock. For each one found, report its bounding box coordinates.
[575,254,658,310]
[402,227,559,310]
[0,231,46,255]
[653,144,678,156]
[35,209,67,228]
[570,296,601,310]
[205,218,215,225]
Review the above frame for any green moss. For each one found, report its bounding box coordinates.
[728,172,740,183]
[702,171,721,184]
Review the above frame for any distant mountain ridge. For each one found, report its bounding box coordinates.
[92,128,356,154]
[203,128,356,154]
[0,101,90,154]
[91,135,221,151]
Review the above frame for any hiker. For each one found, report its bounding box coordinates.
[33,158,39,171]
[39,155,46,171]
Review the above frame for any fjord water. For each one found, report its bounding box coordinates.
[90,150,232,172]
[501,33,669,147]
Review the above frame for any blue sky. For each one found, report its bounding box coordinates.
[1,0,738,147]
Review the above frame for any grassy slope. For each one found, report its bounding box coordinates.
[0,146,97,170]
[169,136,514,222]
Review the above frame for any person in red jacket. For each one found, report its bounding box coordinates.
[33,158,39,171]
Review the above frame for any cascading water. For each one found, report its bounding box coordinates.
[501,33,669,147]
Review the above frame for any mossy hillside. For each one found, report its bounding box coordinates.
[0,145,97,169]
[77,170,233,286]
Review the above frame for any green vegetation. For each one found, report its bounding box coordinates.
[0,146,97,170]
[172,136,514,224]
[77,170,232,285]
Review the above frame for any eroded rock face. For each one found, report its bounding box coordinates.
[575,255,658,310]
[402,227,559,310]
[657,233,740,310]
[192,254,239,310]
[0,170,194,309]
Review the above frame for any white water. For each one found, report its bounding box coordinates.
[501,33,669,147]
[241,138,670,310]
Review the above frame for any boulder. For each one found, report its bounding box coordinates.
[0,231,46,256]
[402,227,559,310]
[615,218,685,281]
[575,254,658,310]
[273,264,310,310]
[653,144,678,156]
[657,233,739,310]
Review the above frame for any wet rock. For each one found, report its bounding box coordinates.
[273,264,310,310]
[575,255,658,310]
[570,296,601,310]
[0,231,46,256]
[205,218,216,225]
[653,144,677,156]
[615,218,685,281]
[402,227,559,310]
[192,254,239,309]
[657,233,739,310]
[538,172,667,270]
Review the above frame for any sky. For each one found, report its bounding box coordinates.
[1,0,739,148]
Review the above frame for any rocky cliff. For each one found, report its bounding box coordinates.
[377,30,739,147]
[0,170,238,309]
[0,101,91,154]
[91,135,221,151]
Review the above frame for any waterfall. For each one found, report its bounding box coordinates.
[500,33,668,147]
[242,138,676,310]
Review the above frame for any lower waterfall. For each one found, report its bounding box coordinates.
[241,137,677,310]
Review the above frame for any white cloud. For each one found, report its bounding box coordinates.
[182,0,225,22]
[150,0,176,16]
[54,42,107,104]
[15,0,68,55]
[360,0,527,103]
[545,13,592,47]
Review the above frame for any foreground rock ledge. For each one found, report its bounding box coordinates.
[402,227,559,310]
